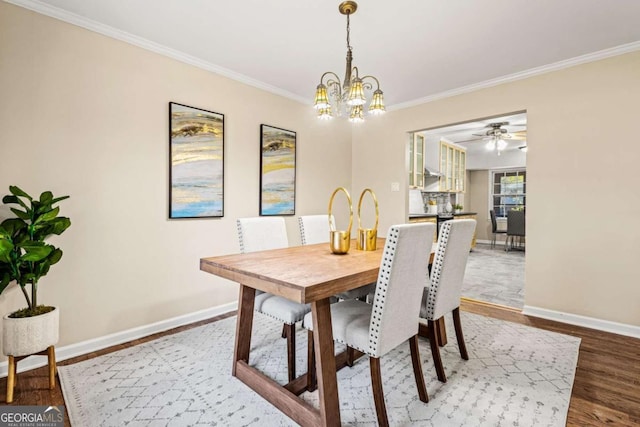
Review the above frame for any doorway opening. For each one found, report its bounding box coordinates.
[408,111,527,309]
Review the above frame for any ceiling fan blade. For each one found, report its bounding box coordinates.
[456,137,485,143]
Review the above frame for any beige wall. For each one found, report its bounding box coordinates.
[0,3,352,352]
[353,51,640,326]
[467,170,492,241]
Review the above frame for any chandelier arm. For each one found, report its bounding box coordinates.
[321,71,342,86]
[360,75,382,90]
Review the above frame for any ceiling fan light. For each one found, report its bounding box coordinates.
[368,89,386,115]
[485,140,496,150]
[314,84,330,110]
[497,139,507,150]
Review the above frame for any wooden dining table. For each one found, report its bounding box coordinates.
[200,238,439,427]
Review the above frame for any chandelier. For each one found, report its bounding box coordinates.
[313,1,385,123]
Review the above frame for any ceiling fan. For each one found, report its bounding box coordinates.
[471,122,526,141]
[457,122,527,155]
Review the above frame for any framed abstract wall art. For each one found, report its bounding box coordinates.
[260,124,296,216]
[169,102,224,218]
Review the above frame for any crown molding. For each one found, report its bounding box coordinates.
[6,0,640,113]
[388,40,640,112]
[4,0,309,105]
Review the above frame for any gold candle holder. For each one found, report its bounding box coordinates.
[328,187,353,254]
[356,188,379,251]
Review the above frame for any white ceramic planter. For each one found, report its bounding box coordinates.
[2,307,59,357]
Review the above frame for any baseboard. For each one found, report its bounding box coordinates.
[522,305,640,339]
[0,301,238,378]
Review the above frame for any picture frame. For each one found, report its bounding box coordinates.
[260,124,296,216]
[169,102,224,219]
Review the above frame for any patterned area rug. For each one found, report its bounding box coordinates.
[463,244,525,308]
[59,312,579,426]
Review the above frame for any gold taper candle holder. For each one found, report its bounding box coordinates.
[328,187,353,254]
[356,188,379,251]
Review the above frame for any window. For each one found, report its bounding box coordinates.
[492,169,526,217]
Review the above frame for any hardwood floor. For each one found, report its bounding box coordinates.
[1,303,638,426]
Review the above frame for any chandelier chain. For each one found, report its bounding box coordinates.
[346,14,351,51]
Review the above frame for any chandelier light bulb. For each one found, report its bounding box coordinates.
[346,78,366,106]
[349,105,364,123]
[368,89,386,115]
[317,106,333,120]
[314,84,330,110]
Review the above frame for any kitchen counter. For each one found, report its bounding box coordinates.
[409,212,478,248]
[409,211,477,219]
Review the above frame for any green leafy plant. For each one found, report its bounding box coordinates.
[453,204,463,210]
[0,186,71,317]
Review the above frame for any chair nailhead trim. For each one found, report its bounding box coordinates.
[298,217,307,245]
[368,227,400,355]
[426,221,451,320]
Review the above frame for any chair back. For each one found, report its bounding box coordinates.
[368,222,436,358]
[298,214,333,245]
[490,209,498,233]
[423,219,476,320]
[237,217,289,253]
[507,210,525,237]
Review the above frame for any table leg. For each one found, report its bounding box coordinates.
[232,284,256,376]
[311,298,341,427]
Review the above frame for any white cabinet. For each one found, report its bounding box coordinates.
[439,141,466,192]
[409,134,424,188]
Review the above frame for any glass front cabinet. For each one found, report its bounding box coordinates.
[439,140,466,192]
[409,134,424,188]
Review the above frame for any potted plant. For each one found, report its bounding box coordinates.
[0,186,70,399]
[453,204,463,214]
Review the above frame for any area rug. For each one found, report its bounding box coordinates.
[58,312,580,426]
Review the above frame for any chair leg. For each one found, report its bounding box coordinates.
[409,335,429,403]
[428,320,447,383]
[452,308,469,360]
[370,357,389,427]
[306,330,317,391]
[346,346,356,367]
[6,355,15,403]
[281,323,287,339]
[47,345,57,389]
[285,323,296,382]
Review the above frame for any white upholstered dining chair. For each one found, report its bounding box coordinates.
[298,214,376,300]
[419,219,476,383]
[304,222,436,427]
[236,217,311,382]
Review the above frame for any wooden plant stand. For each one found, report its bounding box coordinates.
[6,345,57,403]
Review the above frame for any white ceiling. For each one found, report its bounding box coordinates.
[12,0,640,107]
[419,112,527,156]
